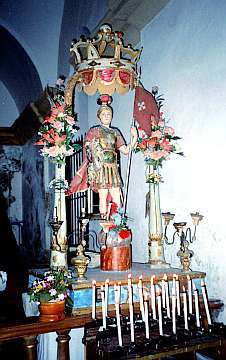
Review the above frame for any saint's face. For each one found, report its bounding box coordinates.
[99,109,112,127]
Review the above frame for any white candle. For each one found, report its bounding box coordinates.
[201,280,212,325]
[193,283,200,327]
[164,276,171,318]
[182,286,188,330]
[138,275,145,321]
[127,274,135,342]
[161,275,166,309]
[92,280,96,320]
[101,285,106,329]
[53,206,58,220]
[81,207,86,217]
[87,188,91,214]
[187,275,193,314]
[175,275,181,316]
[151,275,157,320]
[157,291,163,336]
[105,279,109,317]
[172,275,176,295]
[114,284,123,346]
[144,291,150,339]
[172,288,177,334]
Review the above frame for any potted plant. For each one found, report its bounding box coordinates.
[28,269,72,321]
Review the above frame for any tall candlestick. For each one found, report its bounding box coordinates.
[114,284,123,346]
[182,286,188,330]
[161,275,166,309]
[157,290,163,336]
[101,285,106,329]
[144,291,150,339]
[105,279,109,317]
[172,288,177,334]
[92,280,96,320]
[164,275,171,318]
[193,283,200,327]
[187,275,193,314]
[201,280,212,325]
[175,275,181,316]
[151,275,157,320]
[138,275,145,321]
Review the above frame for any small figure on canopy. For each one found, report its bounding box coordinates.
[67,94,137,217]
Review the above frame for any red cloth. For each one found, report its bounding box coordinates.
[133,85,159,137]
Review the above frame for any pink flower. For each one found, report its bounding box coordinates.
[151,130,162,139]
[53,121,64,131]
[159,138,173,152]
[150,150,167,160]
[158,120,165,127]
[65,116,75,125]
[164,126,175,136]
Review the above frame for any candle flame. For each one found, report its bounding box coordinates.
[182,285,186,292]
[92,280,96,286]
[128,273,132,279]
[105,278,110,284]
[156,288,161,296]
[118,281,122,286]
[139,274,143,280]
[163,274,168,281]
[187,275,191,280]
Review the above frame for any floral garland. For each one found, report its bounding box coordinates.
[134,88,183,183]
[35,94,81,165]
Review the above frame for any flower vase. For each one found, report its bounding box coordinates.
[147,166,169,268]
[38,300,65,322]
[50,163,68,270]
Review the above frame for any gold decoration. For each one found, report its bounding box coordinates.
[71,241,90,282]
[65,24,141,104]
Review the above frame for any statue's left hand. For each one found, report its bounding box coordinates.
[130,126,138,141]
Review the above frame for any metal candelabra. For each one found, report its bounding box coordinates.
[162,212,204,271]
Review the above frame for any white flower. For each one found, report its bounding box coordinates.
[49,289,57,296]
[138,101,146,111]
[46,275,54,281]
[57,293,65,301]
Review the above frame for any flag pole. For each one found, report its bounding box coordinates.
[122,116,135,217]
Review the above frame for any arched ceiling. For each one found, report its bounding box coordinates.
[0,25,42,115]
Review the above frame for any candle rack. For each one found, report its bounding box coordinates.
[162,212,203,271]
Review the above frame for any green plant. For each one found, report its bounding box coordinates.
[28,269,72,303]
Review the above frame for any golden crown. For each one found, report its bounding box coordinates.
[68,24,142,97]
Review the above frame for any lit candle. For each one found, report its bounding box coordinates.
[201,279,212,325]
[144,290,150,339]
[92,280,96,320]
[114,284,123,346]
[182,286,188,330]
[105,279,109,317]
[157,290,163,336]
[175,275,181,316]
[172,288,177,334]
[187,275,193,314]
[193,283,200,328]
[161,275,166,309]
[128,274,135,343]
[151,275,157,320]
[164,275,171,318]
[101,285,106,329]
[138,275,145,321]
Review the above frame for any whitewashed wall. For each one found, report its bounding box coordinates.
[85,0,226,321]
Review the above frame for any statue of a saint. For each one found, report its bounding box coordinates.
[67,94,137,217]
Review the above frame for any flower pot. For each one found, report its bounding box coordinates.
[38,300,65,322]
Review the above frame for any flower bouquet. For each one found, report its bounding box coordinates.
[35,94,81,165]
[106,203,131,246]
[134,87,183,183]
[28,269,72,304]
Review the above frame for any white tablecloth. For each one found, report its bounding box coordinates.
[22,293,84,360]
